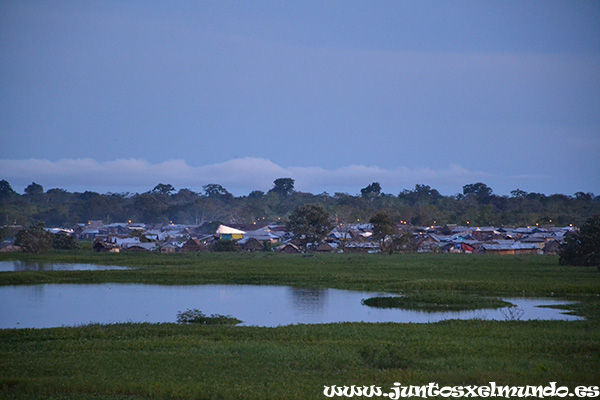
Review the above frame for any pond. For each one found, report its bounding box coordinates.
[0,284,582,329]
[0,261,129,272]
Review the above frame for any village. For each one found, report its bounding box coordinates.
[50,219,577,255]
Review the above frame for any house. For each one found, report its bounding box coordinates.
[241,238,265,252]
[180,238,207,252]
[123,243,156,252]
[277,243,302,254]
[480,244,515,255]
[512,242,541,255]
[0,243,21,253]
[160,243,180,254]
[543,240,561,255]
[520,232,553,248]
[242,228,280,244]
[441,224,458,235]
[93,241,120,253]
[480,242,540,255]
[315,242,337,253]
[415,234,441,252]
[344,241,380,253]
[447,242,475,254]
[79,228,100,240]
[215,225,245,240]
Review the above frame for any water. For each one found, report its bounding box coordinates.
[0,284,581,329]
[0,261,129,272]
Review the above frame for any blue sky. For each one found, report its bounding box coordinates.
[1,1,599,196]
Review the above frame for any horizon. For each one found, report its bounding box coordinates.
[2,167,596,199]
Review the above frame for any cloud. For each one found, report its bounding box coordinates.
[0,157,492,195]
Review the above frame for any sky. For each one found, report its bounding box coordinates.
[1,1,599,196]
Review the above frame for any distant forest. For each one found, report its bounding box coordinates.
[1,179,598,228]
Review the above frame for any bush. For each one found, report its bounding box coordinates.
[176,309,241,325]
[559,215,600,266]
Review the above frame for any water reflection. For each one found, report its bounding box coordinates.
[0,284,583,329]
[287,287,329,312]
[0,261,129,272]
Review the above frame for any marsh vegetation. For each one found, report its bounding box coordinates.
[0,252,599,399]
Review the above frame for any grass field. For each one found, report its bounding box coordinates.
[1,252,599,399]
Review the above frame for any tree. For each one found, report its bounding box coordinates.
[133,194,167,223]
[53,233,80,250]
[370,212,397,252]
[203,184,230,198]
[24,182,44,196]
[575,192,594,201]
[559,215,600,266]
[270,178,295,197]
[287,204,331,251]
[399,184,441,205]
[248,190,265,199]
[171,188,199,203]
[15,223,54,253]
[0,179,17,200]
[389,233,417,254]
[361,182,381,198]
[152,183,175,195]
[510,189,528,198]
[463,182,493,203]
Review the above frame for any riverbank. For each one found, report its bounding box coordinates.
[1,252,599,399]
[1,252,598,297]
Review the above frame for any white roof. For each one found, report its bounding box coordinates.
[216,225,246,235]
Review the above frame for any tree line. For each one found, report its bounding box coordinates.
[0,178,598,228]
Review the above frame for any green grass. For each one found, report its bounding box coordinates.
[1,321,598,399]
[1,251,599,399]
[361,293,512,311]
[1,252,599,298]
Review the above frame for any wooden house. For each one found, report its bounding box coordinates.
[123,245,149,253]
[160,243,180,254]
[543,240,561,255]
[241,238,265,252]
[93,241,120,253]
[315,242,336,253]
[0,243,22,253]
[278,243,302,254]
[180,238,207,252]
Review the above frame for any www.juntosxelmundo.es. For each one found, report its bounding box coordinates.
[323,382,600,398]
